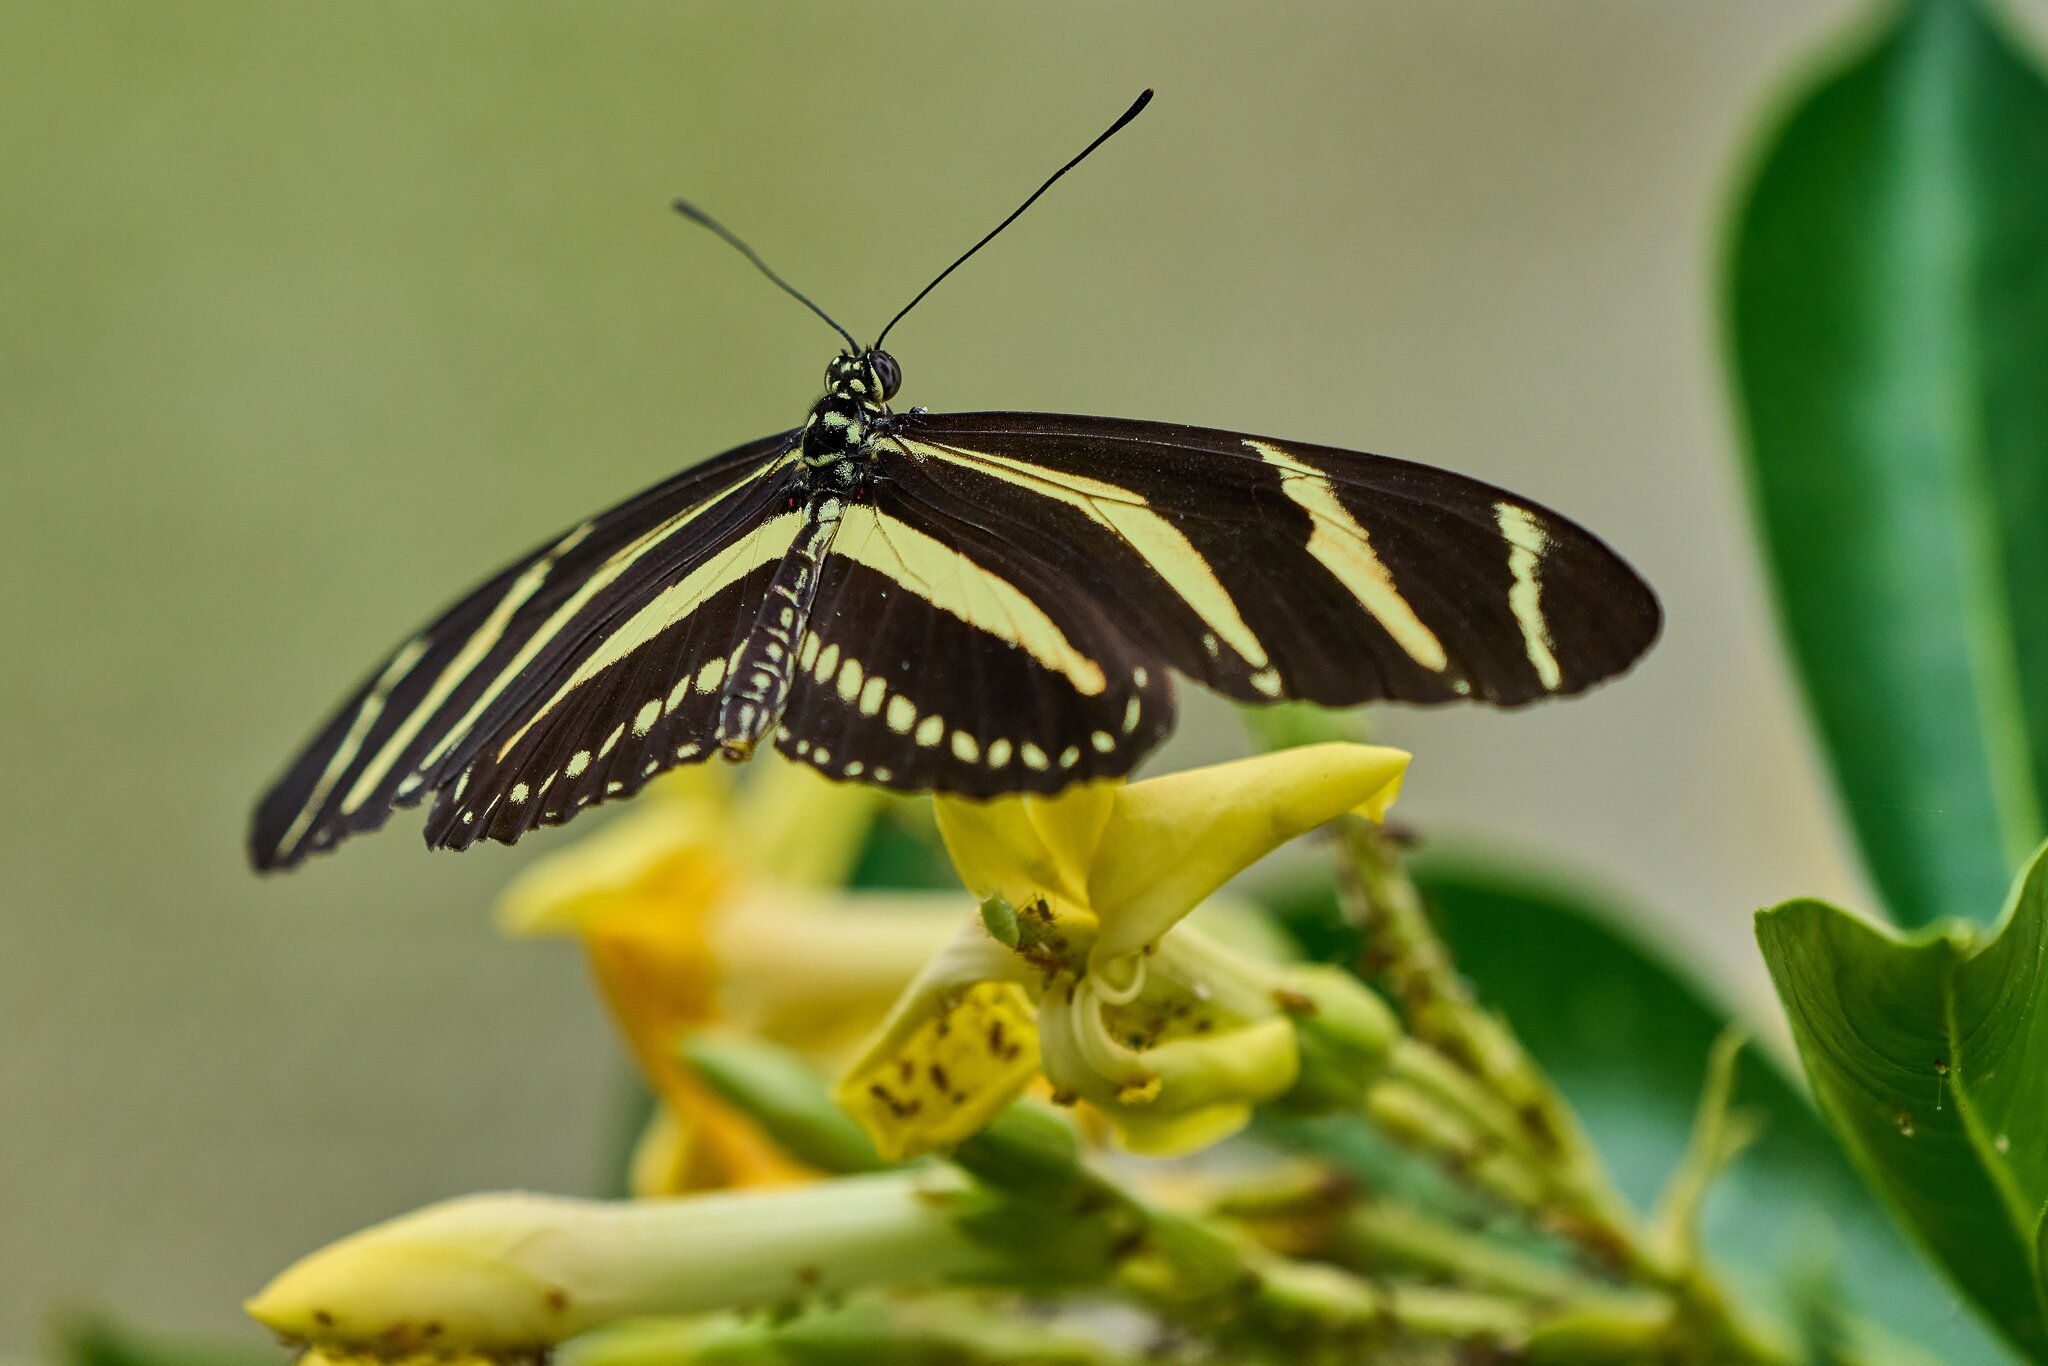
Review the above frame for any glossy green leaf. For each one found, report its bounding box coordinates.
[1262,859,2012,1363]
[1758,839,2048,1360]
[1725,0,2048,927]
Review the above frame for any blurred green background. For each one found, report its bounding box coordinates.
[1,0,2000,1353]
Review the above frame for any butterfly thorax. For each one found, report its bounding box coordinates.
[798,392,881,469]
[717,354,899,758]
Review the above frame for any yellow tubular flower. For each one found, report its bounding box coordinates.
[836,743,1409,1160]
[247,1176,1006,1360]
[499,758,959,1193]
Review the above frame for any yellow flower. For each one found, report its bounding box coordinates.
[246,1176,1004,1360]
[835,743,1408,1161]
[499,758,958,1194]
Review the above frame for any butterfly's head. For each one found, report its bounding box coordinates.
[824,350,902,407]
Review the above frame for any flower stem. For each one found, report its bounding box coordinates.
[1341,1201,1604,1304]
[558,1293,1136,1366]
[1331,817,1800,1365]
[1200,1164,1619,1306]
[1336,818,1646,1261]
[1360,1078,1552,1209]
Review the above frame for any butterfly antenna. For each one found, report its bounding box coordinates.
[871,88,1154,352]
[672,198,860,353]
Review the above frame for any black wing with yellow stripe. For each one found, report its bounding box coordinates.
[249,431,797,870]
[768,476,1177,795]
[891,411,1657,705]
[752,409,1658,799]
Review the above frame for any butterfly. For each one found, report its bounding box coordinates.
[250,90,1660,872]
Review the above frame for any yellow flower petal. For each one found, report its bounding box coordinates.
[711,888,964,1060]
[834,981,1041,1162]
[1093,1018,1300,1157]
[732,754,887,888]
[1100,1100,1257,1157]
[934,782,1115,911]
[581,900,720,1052]
[1040,987,1300,1158]
[494,795,729,939]
[1023,783,1115,900]
[628,1074,815,1196]
[1091,743,1409,958]
[933,796,1074,909]
[579,914,818,1192]
[1140,1017,1302,1116]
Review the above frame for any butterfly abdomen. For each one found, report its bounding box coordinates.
[716,490,847,758]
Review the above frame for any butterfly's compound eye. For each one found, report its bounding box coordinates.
[868,349,902,402]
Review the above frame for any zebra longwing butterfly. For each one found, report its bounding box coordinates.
[251,90,1659,871]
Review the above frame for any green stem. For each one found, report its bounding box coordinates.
[1389,1036,1547,1167]
[1202,1164,1622,1307]
[558,1293,1138,1366]
[1384,1284,1551,1341]
[1361,1078,1552,1209]
[954,1103,1624,1360]
[1338,819,1648,1263]
[1341,1202,1605,1304]
[1333,817,1799,1365]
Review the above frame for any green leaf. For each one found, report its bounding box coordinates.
[1725,0,2048,928]
[1424,861,2013,1364]
[848,802,958,892]
[59,1318,281,1366]
[1261,859,2013,1363]
[1758,838,2048,1360]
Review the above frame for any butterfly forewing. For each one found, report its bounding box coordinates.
[885,411,1660,710]
[249,431,796,870]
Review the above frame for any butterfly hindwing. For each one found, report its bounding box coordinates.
[885,412,1660,709]
[250,432,796,869]
[769,476,1176,795]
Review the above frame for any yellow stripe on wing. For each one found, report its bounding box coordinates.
[830,503,1107,696]
[274,635,431,858]
[899,437,1268,672]
[1245,439,1449,674]
[1495,501,1562,690]
[492,508,805,762]
[336,519,594,818]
